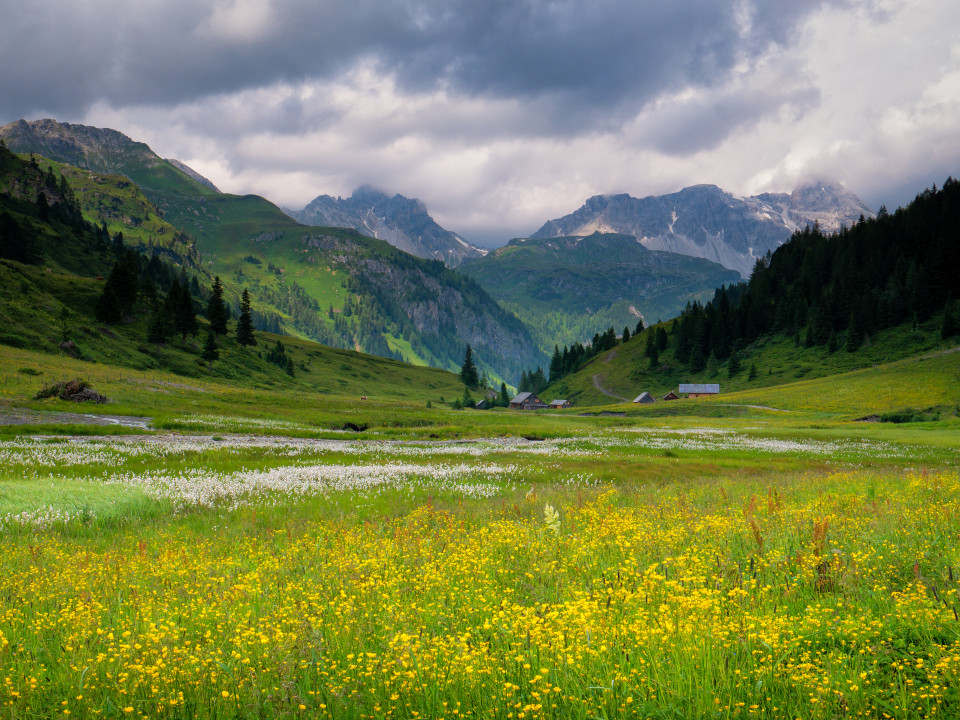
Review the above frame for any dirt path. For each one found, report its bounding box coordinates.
[604,349,617,363]
[591,374,628,402]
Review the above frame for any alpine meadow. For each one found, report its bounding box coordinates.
[2,2,960,718]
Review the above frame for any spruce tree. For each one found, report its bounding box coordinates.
[689,342,706,373]
[201,330,219,366]
[635,318,645,335]
[94,281,122,325]
[176,283,198,340]
[656,327,668,351]
[622,327,630,343]
[727,348,741,376]
[206,276,228,335]
[549,345,562,382]
[460,345,479,389]
[648,344,659,368]
[462,386,473,408]
[499,382,510,406]
[236,288,255,346]
[146,303,169,345]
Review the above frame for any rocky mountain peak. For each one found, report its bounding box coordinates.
[286,186,485,266]
[530,181,873,277]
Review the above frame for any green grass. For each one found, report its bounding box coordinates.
[545,316,958,410]
[1,410,959,719]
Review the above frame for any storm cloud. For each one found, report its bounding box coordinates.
[5,0,829,121]
[2,0,958,244]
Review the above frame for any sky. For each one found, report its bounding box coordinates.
[3,0,959,247]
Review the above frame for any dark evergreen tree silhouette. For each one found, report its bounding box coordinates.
[236,288,255,346]
[201,330,219,365]
[206,276,228,335]
[460,344,479,389]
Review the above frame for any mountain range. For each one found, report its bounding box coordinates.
[0,116,881,382]
[285,186,486,266]
[532,183,874,277]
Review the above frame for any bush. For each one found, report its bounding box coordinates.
[878,408,940,424]
[33,379,107,403]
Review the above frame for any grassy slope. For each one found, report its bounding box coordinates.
[543,315,959,414]
[0,260,476,419]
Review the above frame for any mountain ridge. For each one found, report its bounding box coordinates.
[285,185,486,266]
[531,182,874,277]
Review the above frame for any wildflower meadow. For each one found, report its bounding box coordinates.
[1,419,959,719]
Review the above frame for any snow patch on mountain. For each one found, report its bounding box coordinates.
[531,182,873,277]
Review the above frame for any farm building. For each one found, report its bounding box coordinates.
[549,399,571,409]
[474,399,489,410]
[510,392,548,410]
[679,383,720,398]
[633,392,654,404]
[662,391,679,401]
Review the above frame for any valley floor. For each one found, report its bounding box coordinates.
[1,389,959,719]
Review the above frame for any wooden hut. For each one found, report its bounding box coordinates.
[679,383,720,398]
[510,392,548,410]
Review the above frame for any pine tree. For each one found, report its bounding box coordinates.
[176,283,198,340]
[201,330,219,365]
[146,303,169,345]
[622,327,630,343]
[460,345,479,389]
[635,318,645,335]
[94,281,122,325]
[236,288,255,346]
[748,363,758,381]
[462,386,473,408]
[644,330,656,359]
[499,382,510,406]
[656,327,668,351]
[549,345,563,382]
[846,309,863,352]
[206,276,228,335]
[727,348,741,376]
[689,342,706,373]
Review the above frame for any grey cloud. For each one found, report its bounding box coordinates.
[630,77,821,156]
[2,0,838,130]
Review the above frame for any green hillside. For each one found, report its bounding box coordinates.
[460,233,739,351]
[543,316,956,407]
[0,258,471,408]
[0,145,486,407]
[0,120,545,383]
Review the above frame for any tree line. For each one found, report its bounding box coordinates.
[672,177,960,365]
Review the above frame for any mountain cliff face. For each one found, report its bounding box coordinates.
[531,183,873,277]
[167,159,220,192]
[286,186,486,266]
